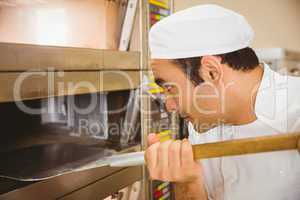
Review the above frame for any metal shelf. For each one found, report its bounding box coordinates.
[0,145,142,200]
[0,70,140,103]
[0,42,140,71]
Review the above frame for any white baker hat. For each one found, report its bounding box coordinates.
[149,4,254,59]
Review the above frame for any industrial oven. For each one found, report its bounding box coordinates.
[0,43,177,199]
[0,0,149,199]
[0,90,143,199]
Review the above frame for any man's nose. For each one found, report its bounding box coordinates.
[165,97,178,113]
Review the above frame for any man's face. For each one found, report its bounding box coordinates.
[151,59,225,132]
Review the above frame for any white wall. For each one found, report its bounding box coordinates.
[174,0,300,51]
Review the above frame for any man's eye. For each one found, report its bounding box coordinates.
[162,84,174,92]
[164,85,172,91]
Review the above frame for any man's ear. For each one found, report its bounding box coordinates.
[199,56,223,83]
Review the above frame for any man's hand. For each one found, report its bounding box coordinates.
[145,134,208,200]
[145,134,202,183]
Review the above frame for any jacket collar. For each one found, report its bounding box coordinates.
[254,63,288,132]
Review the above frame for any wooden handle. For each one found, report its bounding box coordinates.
[192,133,300,159]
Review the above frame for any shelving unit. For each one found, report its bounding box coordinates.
[0,0,150,199]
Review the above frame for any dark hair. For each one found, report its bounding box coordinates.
[174,47,259,85]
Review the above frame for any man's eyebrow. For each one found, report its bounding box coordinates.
[155,78,165,86]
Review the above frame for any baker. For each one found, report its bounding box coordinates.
[145,4,300,200]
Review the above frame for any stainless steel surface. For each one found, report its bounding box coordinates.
[109,151,145,167]
[0,166,142,200]
[0,144,114,181]
[59,166,142,200]
[0,145,141,199]
[0,142,141,181]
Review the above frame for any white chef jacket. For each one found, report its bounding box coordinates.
[188,63,300,200]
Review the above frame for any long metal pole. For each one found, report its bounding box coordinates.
[139,0,151,199]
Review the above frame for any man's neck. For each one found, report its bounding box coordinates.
[226,65,264,125]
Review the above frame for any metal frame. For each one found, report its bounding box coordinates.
[138,0,151,199]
